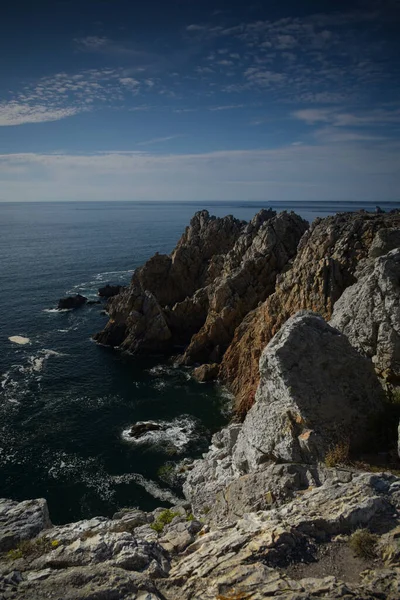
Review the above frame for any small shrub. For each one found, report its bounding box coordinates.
[349,529,378,559]
[186,513,195,522]
[324,439,350,467]
[6,536,59,561]
[7,548,23,560]
[150,509,180,533]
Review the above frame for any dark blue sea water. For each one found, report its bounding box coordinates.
[1,200,399,524]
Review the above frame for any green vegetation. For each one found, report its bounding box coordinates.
[150,509,180,533]
[7,537,60,561]
[349,529,378,559]
[186,513,195,521]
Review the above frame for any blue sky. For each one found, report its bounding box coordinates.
[0,0,399,201]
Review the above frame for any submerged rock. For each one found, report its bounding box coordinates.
[128,421,162,439]
[57,294,87,310]
[331,249,400,381]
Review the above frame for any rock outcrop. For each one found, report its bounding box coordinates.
[234,311,385,469]
[221,210,400,416]
[330,249,400,382]
[2,469,400,599]
[57,294,87,310]
[94,209,308,360]
[184,311,386,516]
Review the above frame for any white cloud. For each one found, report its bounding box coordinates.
[0,142,399,202]
[293,107,400,127]
[208,104,244,111]
[136,135,183,146]
[0,102,83,126]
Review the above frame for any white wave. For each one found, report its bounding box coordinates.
[112,473,181,504]
[8,336,30,345]
[26,349,64,373]
[43,308,72,313]
[121,416,198,454]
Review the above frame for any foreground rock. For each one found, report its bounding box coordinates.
[184,311,386,515]
[234,311,385,469]
[331,248,400,382]
[0,499,51,552]
[94,209,308,359]
[57,294,87,310]
[221,210,400,416]
[2,468,400,599]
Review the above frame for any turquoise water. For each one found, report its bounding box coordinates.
[0,200,398,524]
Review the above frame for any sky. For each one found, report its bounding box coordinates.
[0,0,399,202]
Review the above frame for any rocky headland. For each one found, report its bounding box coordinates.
[2,207,400,599]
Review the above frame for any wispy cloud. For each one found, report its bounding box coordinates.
[136,134,184,146]
[1,141,399,202]
[0,103,82,126]
[208,104,244,111]
[0,68,161,126]
[293,107,400,127]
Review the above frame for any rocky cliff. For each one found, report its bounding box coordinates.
[2,207,400,599]
[221,210,400,416]
[94,209,308,363]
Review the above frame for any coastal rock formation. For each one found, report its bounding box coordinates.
[94,209,308,359]
[221,210,400,416]
[58,294,87,310]
[330,249,400,382]
[184,311,386,516]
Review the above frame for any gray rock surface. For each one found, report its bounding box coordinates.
[2,471,400,599]
[0,498,51,552]
[330,248,400,381]
[233,311,386,470]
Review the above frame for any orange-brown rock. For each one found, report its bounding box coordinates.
[221,210,400,418]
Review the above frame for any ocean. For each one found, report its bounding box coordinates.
[1,199,398,524]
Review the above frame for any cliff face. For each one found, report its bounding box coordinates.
[95,208,308,361]
[220,211,400,417]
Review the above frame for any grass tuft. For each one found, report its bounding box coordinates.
[349,529,378,559]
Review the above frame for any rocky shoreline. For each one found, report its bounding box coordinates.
[1,207,400,599]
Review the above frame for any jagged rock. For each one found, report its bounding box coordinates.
[221,211,400,417]
[98,284,124,298]
[368,227,400,259]
[233,311,385,470]
[94,274,172,351]
[94,209,307,358]
[330,249,400,381]
[57,294,87,310]
[192,363,219,382]
[178,210,308,364]
[0,498,51,552]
